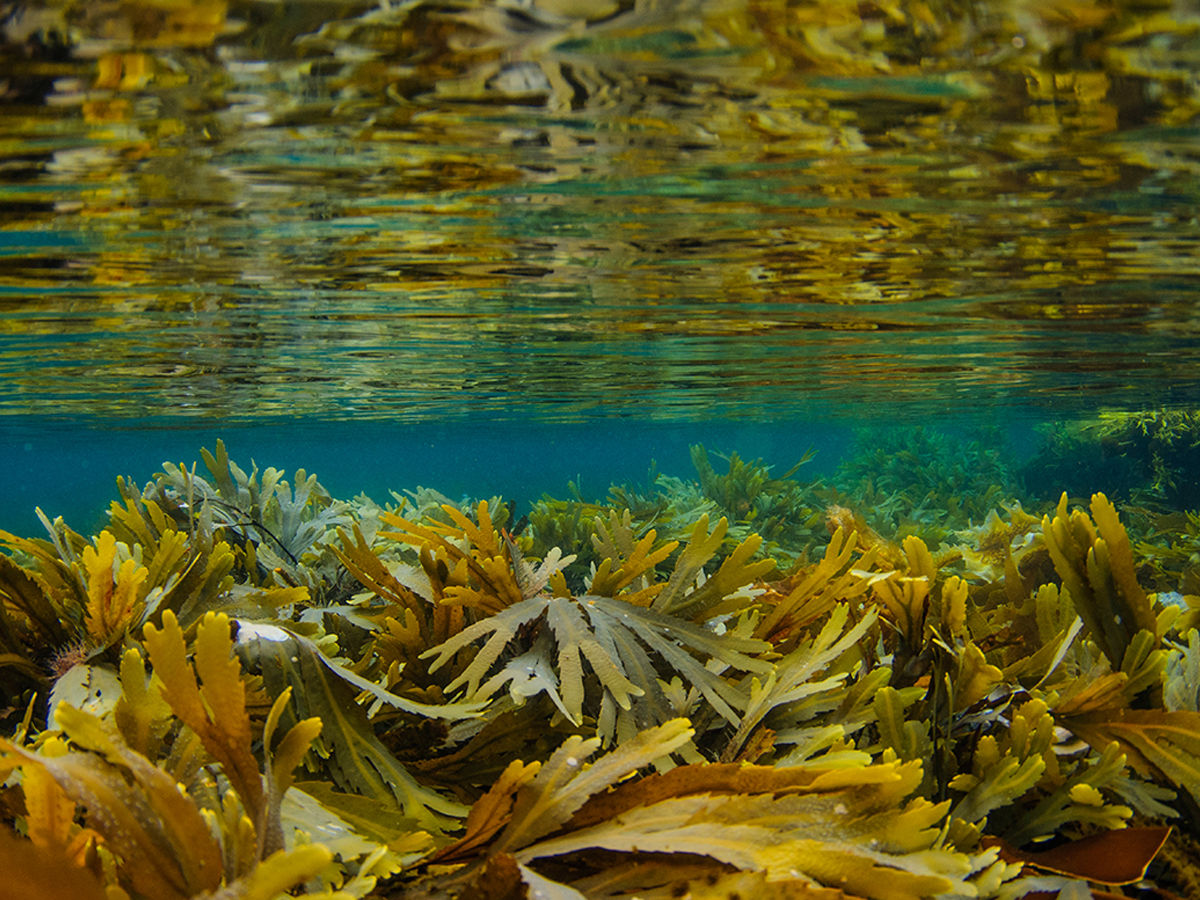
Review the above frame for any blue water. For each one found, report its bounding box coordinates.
[0,408,1051,540]
[0,416,856,535]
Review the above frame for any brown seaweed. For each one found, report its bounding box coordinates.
[1,443,1199,898]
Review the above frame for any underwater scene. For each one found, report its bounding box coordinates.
[4,2,1200,898]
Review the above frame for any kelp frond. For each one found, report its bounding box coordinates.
[157,439,353,597]
[142,610,266,827]
[378,499,572,615]
[236,619,471,832]
[375,500,778,744]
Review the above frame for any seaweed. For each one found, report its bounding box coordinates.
[404,721,1006,900]
[533,445,828,575]
[0,613,332,899]
[376,503,773,744]
[833,425,1020,550]
[4,443,1200,898]
[1021,409,1200,510]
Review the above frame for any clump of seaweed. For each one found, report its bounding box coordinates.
[832,424,1020,549]
[1021,409,1200,510]
[2,442,1200,898]
[527,444,827,582]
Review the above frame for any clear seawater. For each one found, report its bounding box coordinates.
[1,1,1199,534]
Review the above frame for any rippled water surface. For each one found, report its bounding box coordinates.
[2,1,1200,524]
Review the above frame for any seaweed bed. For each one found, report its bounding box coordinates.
[4,420,1200,899]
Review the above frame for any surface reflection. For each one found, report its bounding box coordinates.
[1,1,1199,421]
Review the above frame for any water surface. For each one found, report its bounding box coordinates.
[2,1,1199,526]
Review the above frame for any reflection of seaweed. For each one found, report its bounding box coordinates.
[3,444,1200,898]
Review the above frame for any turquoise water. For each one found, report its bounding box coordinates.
[2,2,1199,533]
[0,417,851,532]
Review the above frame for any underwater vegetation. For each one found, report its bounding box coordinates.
[1021,411,1200,512]
[3,439,1200,898]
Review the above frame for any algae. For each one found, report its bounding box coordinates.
[1,439,1200,898]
